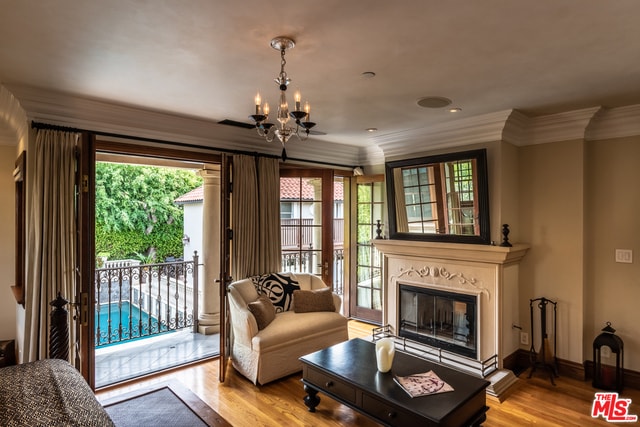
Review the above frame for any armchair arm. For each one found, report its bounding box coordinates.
[227,288,259,345]
[331,293,343,313]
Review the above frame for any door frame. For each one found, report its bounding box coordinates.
[78,136,221,388]
[219,154,232,382]
[349,174,385,324]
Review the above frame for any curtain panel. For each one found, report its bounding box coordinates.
[24,129,78,362]
[231,155,280,279]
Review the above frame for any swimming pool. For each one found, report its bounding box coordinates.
[95,301,170,346]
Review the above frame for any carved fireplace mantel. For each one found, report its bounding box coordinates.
[372,239,529,265]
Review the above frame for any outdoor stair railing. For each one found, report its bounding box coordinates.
[94,253,199,347]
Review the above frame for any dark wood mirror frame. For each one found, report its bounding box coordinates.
[385,148,491,244]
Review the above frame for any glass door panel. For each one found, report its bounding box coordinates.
[351,176,384,324]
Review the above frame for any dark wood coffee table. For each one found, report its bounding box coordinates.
[300,338,489,426]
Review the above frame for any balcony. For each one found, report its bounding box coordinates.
[94,256,219,388]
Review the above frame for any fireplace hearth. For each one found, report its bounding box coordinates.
[399,284,477,359]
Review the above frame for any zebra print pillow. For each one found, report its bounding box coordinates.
[251,273,300,313]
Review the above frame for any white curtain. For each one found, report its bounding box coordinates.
[231,154,280,279]
[24,129,78,362]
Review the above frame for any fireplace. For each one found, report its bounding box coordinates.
[372,239,529,370]
[399,284,477,359]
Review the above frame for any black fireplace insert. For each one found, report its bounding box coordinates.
[399,284,477,359]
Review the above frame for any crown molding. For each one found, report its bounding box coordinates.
[520,107,601,146]
[358,144,385,166]
[7,84,640,167]
[5,84,362,166]
[371,110,514,158]
[585,104,640,141]
[368,104,640,161]
[0,85,28,147]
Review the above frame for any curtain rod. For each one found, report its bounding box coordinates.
[30,121,358,169]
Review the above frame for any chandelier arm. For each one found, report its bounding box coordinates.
[264,132,276,143]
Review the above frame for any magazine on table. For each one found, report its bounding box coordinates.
[394,370,454,398]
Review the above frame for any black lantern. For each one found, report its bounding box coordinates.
[593,322,624,392]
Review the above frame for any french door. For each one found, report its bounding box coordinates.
[350,175,384,324]
[77,135,223,388]
[279,169,337,286]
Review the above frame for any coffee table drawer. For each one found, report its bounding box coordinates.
[362,393,424,426]
[305,367,356,404]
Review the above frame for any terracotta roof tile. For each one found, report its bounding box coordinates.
[280,177,343,200]
[175,178,344,203]
[174,186,204,204]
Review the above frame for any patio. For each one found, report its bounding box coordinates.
[95,329,219,388]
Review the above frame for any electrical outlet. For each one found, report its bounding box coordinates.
[601,345,611,358]
[520,331,529,346]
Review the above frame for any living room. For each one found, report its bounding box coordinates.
[1,2,640,425]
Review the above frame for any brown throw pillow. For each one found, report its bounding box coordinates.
[247,295,276,330]
[293,287,335,313]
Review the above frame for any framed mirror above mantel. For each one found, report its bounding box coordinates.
[385,148,490,245]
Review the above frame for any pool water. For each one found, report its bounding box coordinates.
[95,301,170,346]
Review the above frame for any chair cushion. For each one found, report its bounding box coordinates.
[247,295,276,330]
[251,272,300,312]
[293,287,335,313]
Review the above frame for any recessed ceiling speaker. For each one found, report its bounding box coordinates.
[417,96,452,109]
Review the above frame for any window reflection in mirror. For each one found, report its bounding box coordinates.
[386,149,490,244]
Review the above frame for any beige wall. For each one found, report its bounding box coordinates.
[518,140,586,364]
[517,137,639,372]
[0,145,17,340]
[585,136,640,372]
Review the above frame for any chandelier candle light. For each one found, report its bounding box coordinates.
[249,36,316,161]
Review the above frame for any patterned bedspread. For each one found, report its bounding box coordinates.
[0,359,115,427]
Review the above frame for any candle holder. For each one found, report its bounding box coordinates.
[375,220,384,239]
[500,224,512,247]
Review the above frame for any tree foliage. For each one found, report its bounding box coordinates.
[95,162,202,260]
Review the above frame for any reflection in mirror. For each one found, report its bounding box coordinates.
[386,149,490,244]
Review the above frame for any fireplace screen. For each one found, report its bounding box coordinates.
[399,284,477,359]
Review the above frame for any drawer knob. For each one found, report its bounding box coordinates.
[388,411,397,419]
[325,381,333,388]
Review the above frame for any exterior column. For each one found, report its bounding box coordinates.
[197,167,221,334]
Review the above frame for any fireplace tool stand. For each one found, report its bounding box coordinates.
[527,297,558,385]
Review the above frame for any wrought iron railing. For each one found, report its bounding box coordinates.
[94,254,199,347]
[280,248,344,295]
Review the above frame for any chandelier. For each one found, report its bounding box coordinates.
[249,36,316,161]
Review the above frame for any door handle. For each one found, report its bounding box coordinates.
[80,292,89,326]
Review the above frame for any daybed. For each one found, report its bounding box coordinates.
[0,358,114,427]
[228,272,349,385]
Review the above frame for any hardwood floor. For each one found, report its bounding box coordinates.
[97,321,640,426]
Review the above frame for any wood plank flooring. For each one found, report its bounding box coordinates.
[97,321,640,426]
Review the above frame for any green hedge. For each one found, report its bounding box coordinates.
[95,222,185,262]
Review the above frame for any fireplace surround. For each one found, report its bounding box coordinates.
[372,239,528,370]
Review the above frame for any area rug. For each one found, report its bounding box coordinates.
[102,380,230,427]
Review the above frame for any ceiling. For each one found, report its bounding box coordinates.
[1,1,640,152]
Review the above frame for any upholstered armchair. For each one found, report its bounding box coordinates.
[227,272,348,385]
